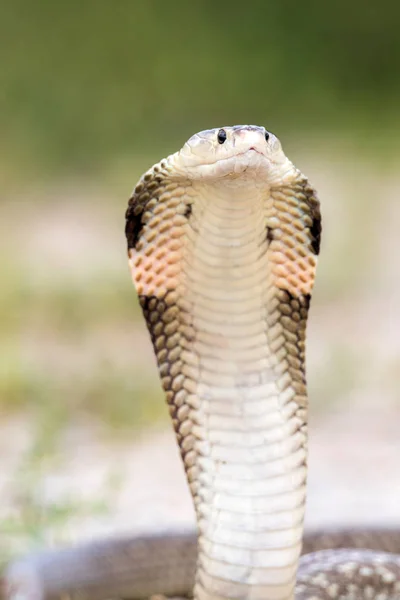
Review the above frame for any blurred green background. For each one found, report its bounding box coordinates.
[1,0,400,561]
[2,0,400,183]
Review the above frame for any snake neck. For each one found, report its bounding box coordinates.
[171,181,306,600]
[129,165,320,600]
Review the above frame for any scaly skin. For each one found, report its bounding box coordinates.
[126,126,320,600]
[4,529,400,599]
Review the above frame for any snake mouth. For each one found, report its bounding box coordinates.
[248,146,263,154]
[221,147,267,161]
[212,148,270,179]
[188,148,267,167]
[202,148,269,170]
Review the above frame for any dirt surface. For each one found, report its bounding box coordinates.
[1,404,399,559]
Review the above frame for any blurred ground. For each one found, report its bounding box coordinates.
[1,146,400,563]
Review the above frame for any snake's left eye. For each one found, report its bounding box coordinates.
[217,129,227,144]
[265,131,270,142]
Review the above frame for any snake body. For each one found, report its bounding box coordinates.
[123,125,400,599]
[126,125,319,600]
[4,529,400,599]
[3,126,400,599]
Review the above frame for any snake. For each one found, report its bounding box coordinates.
[3,125,400,600]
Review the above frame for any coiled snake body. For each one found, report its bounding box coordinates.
[4,126,400,599]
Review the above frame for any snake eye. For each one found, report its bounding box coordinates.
[217,129,227,144]
[265,131,270,142]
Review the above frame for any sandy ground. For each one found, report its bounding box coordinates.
[1,403,399,559]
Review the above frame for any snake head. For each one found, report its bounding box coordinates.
[173,125,295,183]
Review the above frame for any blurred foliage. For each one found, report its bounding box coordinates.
[1,0,399,182]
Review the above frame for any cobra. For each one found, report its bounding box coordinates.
[123,125,400,600]
[3,126,400,600]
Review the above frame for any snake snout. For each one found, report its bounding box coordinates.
[231,128,271,163]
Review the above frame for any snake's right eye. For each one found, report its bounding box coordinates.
[217,129,227,144]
